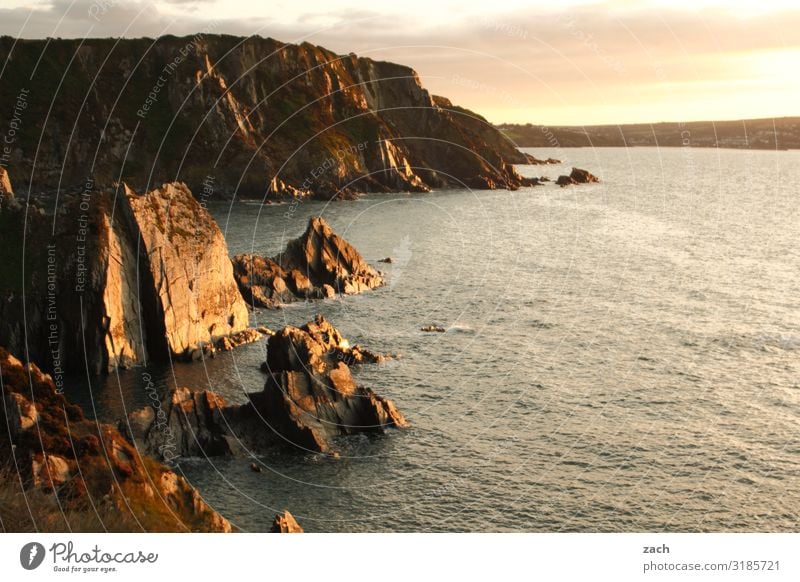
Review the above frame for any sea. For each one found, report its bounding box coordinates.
[74,147,800,532]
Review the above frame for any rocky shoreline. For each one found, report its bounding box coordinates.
[0,31,602,531]
[0,169,405,532]
[1,347,232,532]
[0,141,600,531]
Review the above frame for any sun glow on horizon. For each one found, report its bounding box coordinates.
[0,0,797,125]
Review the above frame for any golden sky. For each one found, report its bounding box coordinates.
[1,0,798,125]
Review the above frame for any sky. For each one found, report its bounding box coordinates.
[0,0,798,125]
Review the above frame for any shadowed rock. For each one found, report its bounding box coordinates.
[0,347,231,532]
[556,167,600,187]
[127,316,406,458]
[232,217,384,308]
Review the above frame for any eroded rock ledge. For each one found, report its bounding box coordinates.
[232,217,384,308]
[0,347,231,532]
[126,316,406,458]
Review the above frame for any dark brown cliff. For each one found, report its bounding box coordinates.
[0,34,531,199]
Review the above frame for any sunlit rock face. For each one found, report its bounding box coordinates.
[0,180,248,377]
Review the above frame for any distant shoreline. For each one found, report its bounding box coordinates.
[518,145,800,152]
[498,117,800,151]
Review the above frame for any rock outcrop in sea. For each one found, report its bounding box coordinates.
[0,177,253,376]
[232,217,384,308]
[126,316,406,458]
[0,347,231,532]
[0,35,534,199]
[271,510,304,533]
[521,154,561,165]
[556,167,601,187]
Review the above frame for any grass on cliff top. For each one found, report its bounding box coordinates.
[0,469,141,533]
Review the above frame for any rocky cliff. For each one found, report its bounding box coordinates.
[122,182,250,358]
[0,347,231,532]
[0,35,532,199]
[232,216,383,308]
[0,172,250,377]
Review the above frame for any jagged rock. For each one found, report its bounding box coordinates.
[124,387,242,460]
[556,167,600,187]
[232,217,384,308]
[128,316,406,458]
[0,181,251,376]
[214,327,274,353]
[569,168,600,183]
[271,510,303,533]
[254,315,407,452]
[521,154,561,165]
[421,325,446,333]
[0,36,533,198]
[31,454,71,489]
[230,255,297,308]
[0,347,231,532]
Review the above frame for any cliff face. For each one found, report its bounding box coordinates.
[0,347,231,532]
[0,35,530,198]
[123,182,249,357]
[0,172,249,376]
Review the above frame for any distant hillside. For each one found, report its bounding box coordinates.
[497,118,800,150]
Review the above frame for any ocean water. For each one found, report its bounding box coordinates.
[81,147,800,532]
